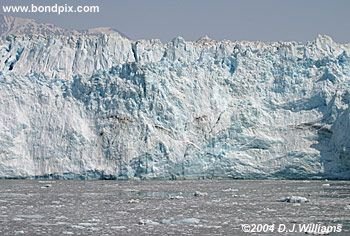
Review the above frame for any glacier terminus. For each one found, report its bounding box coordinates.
[0,15,350,180]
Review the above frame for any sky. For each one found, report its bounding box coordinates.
[1,0,350,43]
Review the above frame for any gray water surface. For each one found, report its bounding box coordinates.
[0,180,349,235]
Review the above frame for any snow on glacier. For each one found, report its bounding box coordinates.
[0,15,350,179]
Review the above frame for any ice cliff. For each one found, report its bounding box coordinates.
[1,15,350,179]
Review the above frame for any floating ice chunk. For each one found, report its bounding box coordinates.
[279,196,309,203]
[161,217,201,225]
[304,230,331,235]
[222,188,239,192]
[194,191,208,197]
[138,219,159,225]
[14,231,24,235]
[71,225,85,229]
[128,199,140,204]
[176,218,201,224]
[78,222,97,227]
[62,232,74,235]
[169,195,184,200]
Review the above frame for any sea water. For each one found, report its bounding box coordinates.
[0,180,349,235]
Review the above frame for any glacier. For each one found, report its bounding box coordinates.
[0,15,350,180]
